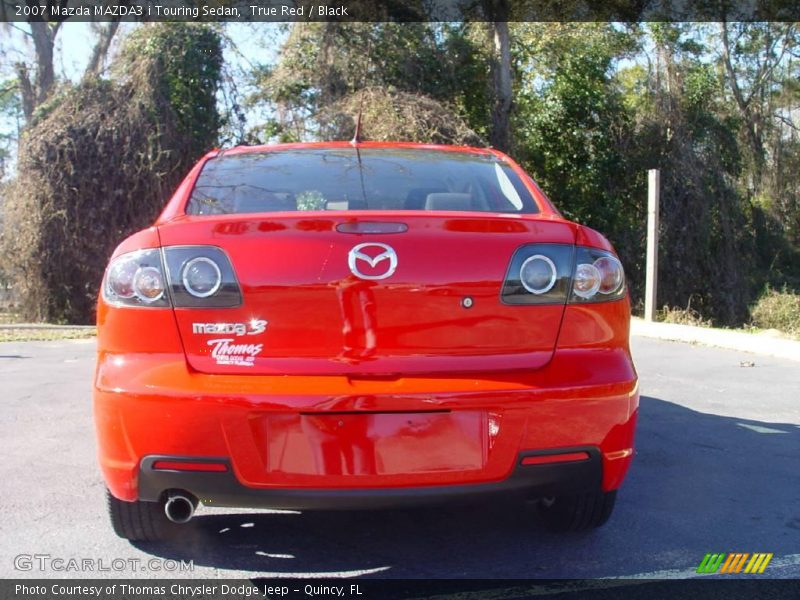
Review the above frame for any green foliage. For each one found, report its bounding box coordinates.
[508,22,797,326]
[121,24,223,153]
[437,23,493,140]
[635,25,752,324]
[750,288,800,336]
[514,25,635,231]
[513,23,646,299]
[252,21,800,329]
[3,21,799,331]
[253,23,489,142]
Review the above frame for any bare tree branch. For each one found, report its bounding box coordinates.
[773,112,800,132]
[5,22,33,37]
[28,22,56,106]
[745,24,795,106]
[85,21,120,76]
[0,81,19,96]
[720,21,764,176]
[14,62,35,119]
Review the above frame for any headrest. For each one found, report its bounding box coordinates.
[424,193,473,211]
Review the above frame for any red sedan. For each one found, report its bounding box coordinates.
[94,142,638,541]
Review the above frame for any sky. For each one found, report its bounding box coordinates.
[1,22,283,81]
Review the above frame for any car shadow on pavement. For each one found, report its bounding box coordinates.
[133,396,800,578]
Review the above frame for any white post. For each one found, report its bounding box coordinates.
[645,169,660,322]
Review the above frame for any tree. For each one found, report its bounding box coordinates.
[641,23,752,323]
[719,22,797,189]
[481,1,513,151]
[11,20,121,120]
[15,22,58,119]
[251,22,491,143]
[714,23,800,290]
[513,24,640,253]
[1,24,224,323]
[85,22,121,76]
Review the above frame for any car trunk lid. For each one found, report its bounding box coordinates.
[158,213,575,375]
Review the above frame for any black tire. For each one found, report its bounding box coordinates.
[536,490,617,532]
[106,490,174,542]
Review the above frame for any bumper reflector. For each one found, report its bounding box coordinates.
[521,452,590,466]
[604,448,634,460]
[152,460,228,473]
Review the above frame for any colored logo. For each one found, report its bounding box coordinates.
[696,553,772,574]
[348,243,398,280]
[207,339,263,367]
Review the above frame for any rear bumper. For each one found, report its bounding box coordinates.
[94,347,638,505]
[139,448,603,510]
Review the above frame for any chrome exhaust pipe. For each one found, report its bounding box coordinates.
[164,493,195,524]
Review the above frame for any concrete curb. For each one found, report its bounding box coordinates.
[630,317,800,362]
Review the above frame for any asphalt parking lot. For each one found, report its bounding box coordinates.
[1,336,798,580]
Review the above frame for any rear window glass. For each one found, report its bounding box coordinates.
[186,148,539,215]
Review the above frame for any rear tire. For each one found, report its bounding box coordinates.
[106,489,173,541]
[536,490,617,532]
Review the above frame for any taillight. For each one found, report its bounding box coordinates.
[502,244,574,305]
[163,246,241,308]
[102,246,241,308]
[501,244,625,304]
[181,257,222,298]
[103,249,169,308]
[569,246,626,303]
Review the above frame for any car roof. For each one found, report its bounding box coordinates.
[215,140,501,159]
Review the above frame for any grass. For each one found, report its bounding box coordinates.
[650,295,800,341]
[0,310,21,324]
[0,311,96,342]
[0,328,96,343]
[657,305,713,328]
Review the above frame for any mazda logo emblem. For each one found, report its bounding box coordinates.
[348,243,398,280]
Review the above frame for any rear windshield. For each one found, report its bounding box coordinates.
[186,148,539,215]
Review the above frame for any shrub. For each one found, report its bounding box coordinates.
[658,304,712,327]
[750,288,800,336]
[1,24,222,324]
[318,86,483,145]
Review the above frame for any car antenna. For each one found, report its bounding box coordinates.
[351,37,372,146]
[353,105,368,205]
[350,38,372,207]
[351,96,365,145]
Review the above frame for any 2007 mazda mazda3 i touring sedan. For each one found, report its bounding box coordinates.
[94,142,638,541]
